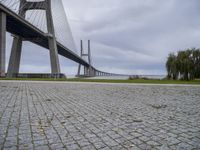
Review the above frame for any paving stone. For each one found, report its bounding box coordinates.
[77,139,91,147]
[18,144,33,150]
[93,141,107,149]
[111,145,126,150]
[3,146,17,150]
[81,144,96,150]
[49,143,66,150]
[139,136,150,142]
[158,145,171,150]
[146,140,161,146]
[34,139,48,147]
[34,145,49,150]
[130,139,143,145]
[65,143,80,150]
[166,137,181,146]
[176,142,194,150]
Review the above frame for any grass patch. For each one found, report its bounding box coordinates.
[0,77,67,81]
[68,78,200,84]
[0,77,200,84]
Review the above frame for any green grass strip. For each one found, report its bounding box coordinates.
[0,78,200,85]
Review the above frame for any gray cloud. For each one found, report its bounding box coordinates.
[5,0,200,75]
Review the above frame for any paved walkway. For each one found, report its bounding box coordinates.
[0,81,199,150]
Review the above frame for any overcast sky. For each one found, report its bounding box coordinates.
[5,0,200,75]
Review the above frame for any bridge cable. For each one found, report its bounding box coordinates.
[18,1,29,14]
[35,10,44,30]
[36,2,45,27]
[26,2,39,23]
[7,0,19,9]
[35,6,45,30]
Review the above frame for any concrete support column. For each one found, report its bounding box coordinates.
[85,67,88,76]
[77,40,83,76]
[90,68,93,76]
[88,68,91,76]
[77,64,81,76]
[46,0,60,74]
[0,11,6,77]
[7,36,23,77]
[88,40,92,77]
[93,69,95,76]
[7,0,26,77]
[84,67,86,76]
[48,37,60,73]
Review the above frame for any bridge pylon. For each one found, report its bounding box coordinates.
[7,0,60,77]
[77,40,95,77]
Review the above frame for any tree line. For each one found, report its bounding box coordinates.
[166,48,200,80]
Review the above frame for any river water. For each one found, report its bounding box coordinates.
[68,75,166,80]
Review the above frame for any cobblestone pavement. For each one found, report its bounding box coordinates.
[0,81,200,150]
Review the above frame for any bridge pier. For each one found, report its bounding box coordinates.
[94,70,97,76]
[0,11,6,77]
[7,0,25,77]
[77,40,95,77]
[92,68,96,77]
[81,66,97,77]
[7,0,60,77]
[89,67,94,77]
[7,36,23,77]
[48,36,61,74]
[83,67,87,76]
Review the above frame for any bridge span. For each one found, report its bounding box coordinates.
[0,1,120,78]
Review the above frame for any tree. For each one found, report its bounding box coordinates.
[166,53,178,80]
[166,48,200,80]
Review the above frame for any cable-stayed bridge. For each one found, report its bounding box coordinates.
[0,0,121,78]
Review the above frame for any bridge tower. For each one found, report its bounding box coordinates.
[7,0,60,77]
[77,40,95,77]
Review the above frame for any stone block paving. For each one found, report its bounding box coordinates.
[0,81,200,150]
